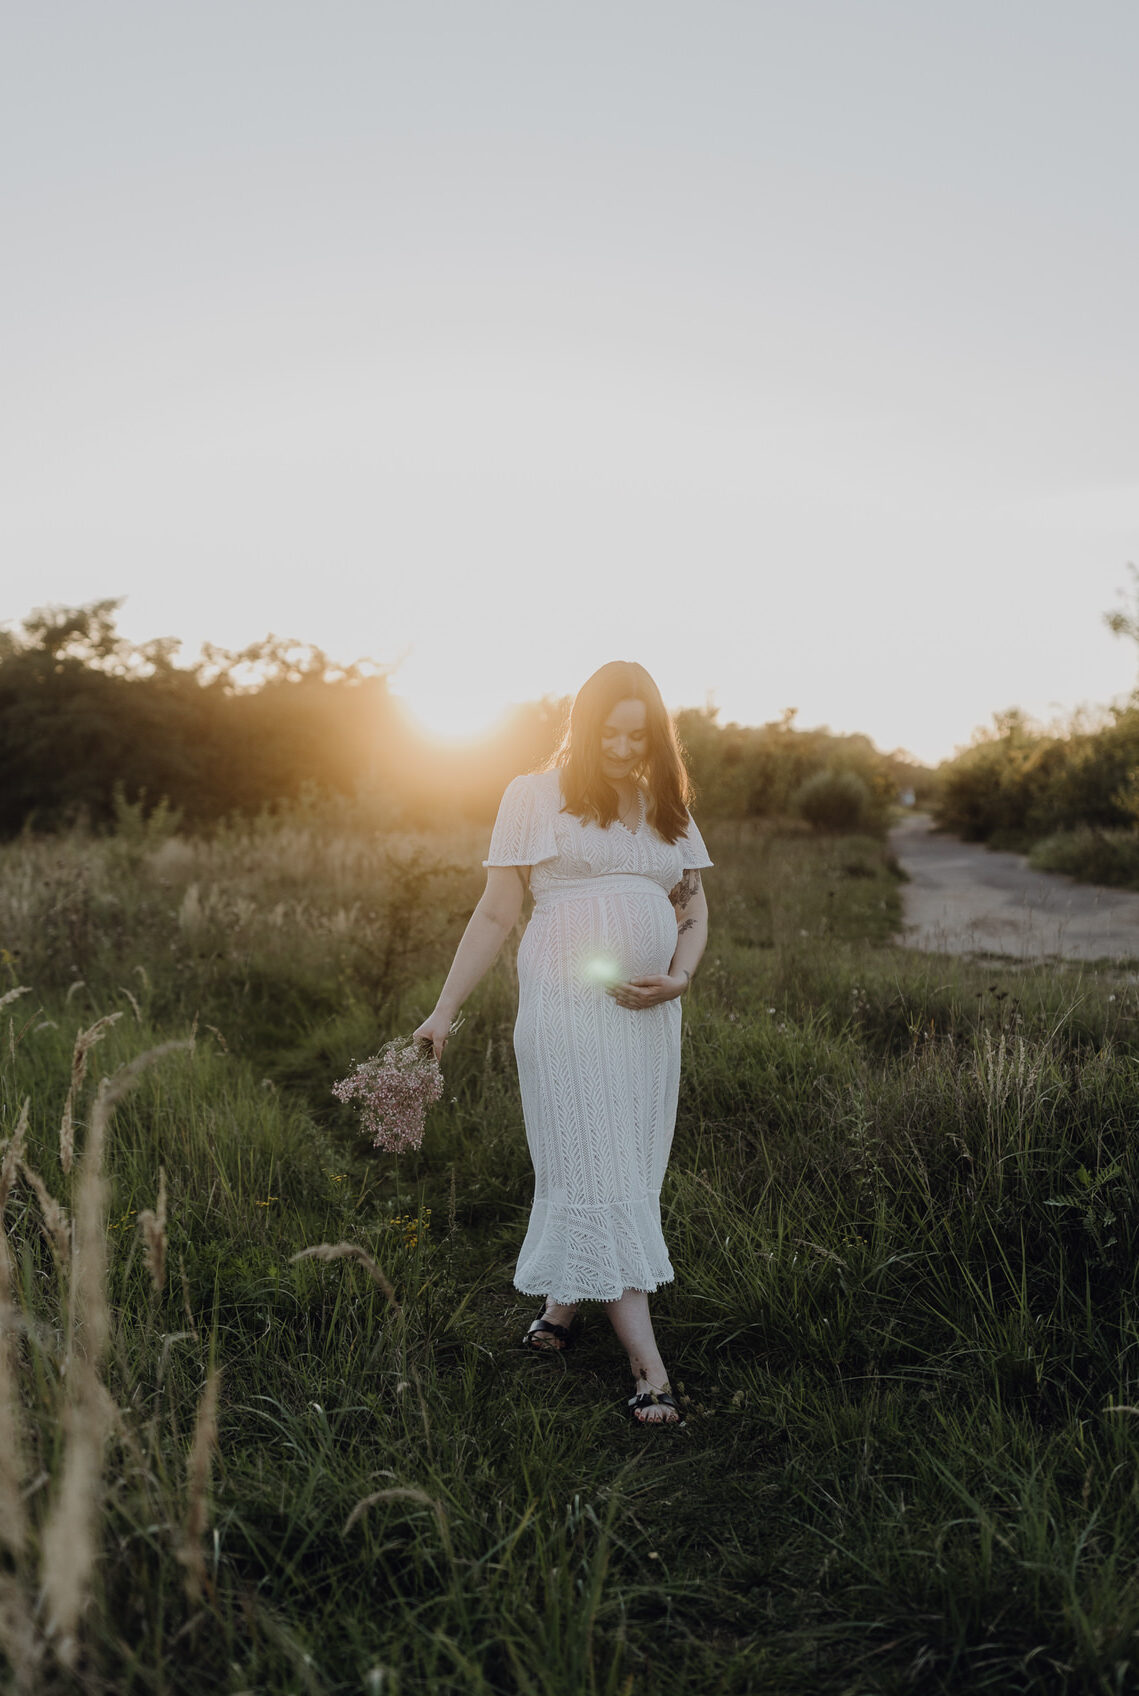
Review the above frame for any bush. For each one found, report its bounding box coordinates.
[676,705,917,822]
[793,767,875,832]
[935,704,1139,849]
[1029,825,1139,889]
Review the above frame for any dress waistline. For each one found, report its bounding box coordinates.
[532,874,672,911]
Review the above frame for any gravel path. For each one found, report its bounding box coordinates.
[888,813,1139,962]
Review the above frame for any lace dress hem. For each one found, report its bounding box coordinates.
[513,1196,675,1303]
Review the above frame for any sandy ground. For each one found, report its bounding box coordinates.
[888,813,1139,963]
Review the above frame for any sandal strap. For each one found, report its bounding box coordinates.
[527,1317,572,1343]
[628,1388,680,1414]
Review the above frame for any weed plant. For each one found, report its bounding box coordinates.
[2,817,1139,1692]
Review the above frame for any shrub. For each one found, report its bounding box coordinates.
[793,768,874,832]
[935,704,1139,849]
[1029,825,1139,889]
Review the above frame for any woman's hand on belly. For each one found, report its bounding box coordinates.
[607,973,688,1009]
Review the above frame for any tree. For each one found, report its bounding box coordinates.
[1104,564,1139,677]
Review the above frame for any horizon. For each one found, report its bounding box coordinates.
[8,589,1133,771]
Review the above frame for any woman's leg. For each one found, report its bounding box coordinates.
[524,1297,578,1350]
[604,1289,679,1423]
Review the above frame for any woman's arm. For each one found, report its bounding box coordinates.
[412,866,528,1059]
[668,868,709,986]
[609,869,710,1011]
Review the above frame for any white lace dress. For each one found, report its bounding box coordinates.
[484,768,713,1303]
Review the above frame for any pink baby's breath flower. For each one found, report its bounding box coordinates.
[332,1038,443,1153]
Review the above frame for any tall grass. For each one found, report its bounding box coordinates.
[2,815,1139,1690]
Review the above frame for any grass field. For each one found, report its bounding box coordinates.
[3,810,1139,1694]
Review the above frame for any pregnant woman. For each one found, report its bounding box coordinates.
[414,661,711,1425]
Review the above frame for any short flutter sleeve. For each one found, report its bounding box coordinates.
[678,813,713,871]
[483,774,560,869]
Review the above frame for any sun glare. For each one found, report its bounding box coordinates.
[392,685,510,746]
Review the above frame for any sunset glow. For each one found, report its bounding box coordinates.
[3,6,1137,765]
[393,687,512,747]
[390,653,522,745]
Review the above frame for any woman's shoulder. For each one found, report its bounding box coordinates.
[676,807,713,867]
[503,768,563,806]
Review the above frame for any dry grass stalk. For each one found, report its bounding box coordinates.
[18,1162,71,1266]
[0,1097,29,1213]
[118,986,143,1025]
[0,1101,31,1565]
[0,986,31,1012]
[58,1012,122,1176]
[0,1298,27,1565]
[38,1370,113,1666]
[137,1166,167,1294]
[290,1241,400,1310]
[179,1251,200,1343]
[0,1572,40,1694]
[67,1043,193,1365]
[179,1366,221,1600]
[343,1484,448,1539]
[82,1039,195,1184]
[41,1039,194,1665]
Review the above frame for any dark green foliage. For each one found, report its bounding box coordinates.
[1030,825,1139,888]
[935,704,1139,881]
[676,703,919,826]
[0,602,924,841]
[792,767,877,832]
[0,601,399,833]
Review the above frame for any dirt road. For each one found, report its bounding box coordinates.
[888,813,1139,962]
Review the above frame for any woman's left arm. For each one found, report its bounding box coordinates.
[609,870,709,1010]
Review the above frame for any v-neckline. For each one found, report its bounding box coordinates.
[614,788,645,838]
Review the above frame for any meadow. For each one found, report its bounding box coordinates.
[3,804,1139,1694]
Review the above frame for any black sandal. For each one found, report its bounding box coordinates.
[627,1384,683,1425]
[522,1305,578,1352]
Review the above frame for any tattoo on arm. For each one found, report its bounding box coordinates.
[676,917,697,936]
[669,870,702,911]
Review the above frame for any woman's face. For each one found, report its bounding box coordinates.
[600,698,649,783]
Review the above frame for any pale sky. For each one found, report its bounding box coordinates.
[3,1,1137,761]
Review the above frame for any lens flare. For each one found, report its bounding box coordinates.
[583,954,622,988]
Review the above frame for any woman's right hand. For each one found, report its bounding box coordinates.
[412,1009,454,1064]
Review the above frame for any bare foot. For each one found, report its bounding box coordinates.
[523,1301,578,1351]
[630,1377,681,1424]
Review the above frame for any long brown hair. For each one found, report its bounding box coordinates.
[551,661,692,844]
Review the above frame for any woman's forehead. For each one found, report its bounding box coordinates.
[602,698,648,731]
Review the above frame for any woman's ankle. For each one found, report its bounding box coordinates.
[630,1357,669,1391]
[543,1299,578,1325]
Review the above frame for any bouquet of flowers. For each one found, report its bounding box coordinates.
[332,1037,443,1153]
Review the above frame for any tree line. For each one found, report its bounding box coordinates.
[931,570,1139,884]
[0,601,922,837]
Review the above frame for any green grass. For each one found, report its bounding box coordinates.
[3,817,1139,1692]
